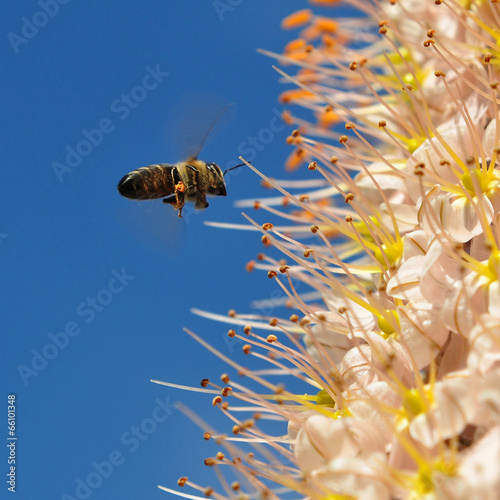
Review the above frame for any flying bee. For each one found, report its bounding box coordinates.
[117,104,243,218]
[117,160,244,218]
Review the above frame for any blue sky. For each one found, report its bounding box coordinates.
[0,1,332,498]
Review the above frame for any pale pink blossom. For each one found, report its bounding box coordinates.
[293,414,386,474]
[161,1,500,499]
[408,372,477,448]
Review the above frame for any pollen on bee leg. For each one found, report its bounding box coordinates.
[175,181,186,193]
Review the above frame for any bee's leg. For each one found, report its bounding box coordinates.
[162,188,185,218]
[174,182,186,217]
[185,165,199,193]
[195,194,209,210]
[162,195,176,205]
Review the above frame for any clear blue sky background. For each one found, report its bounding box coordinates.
[0,1,339,499]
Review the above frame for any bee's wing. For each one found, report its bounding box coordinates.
[114,201,186,256]
[165,94,236,160]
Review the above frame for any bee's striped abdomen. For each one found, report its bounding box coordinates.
[117,164,175,200]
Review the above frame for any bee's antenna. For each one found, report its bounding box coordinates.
[223,162,248,176]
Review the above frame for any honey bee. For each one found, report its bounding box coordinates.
[117,104,243,218]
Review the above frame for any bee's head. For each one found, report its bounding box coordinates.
[206,163,227,196]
